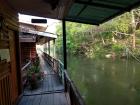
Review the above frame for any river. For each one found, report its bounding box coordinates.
[67,55,140,105]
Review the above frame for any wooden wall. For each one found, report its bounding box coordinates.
[20,42,36,66]
[0,0,21,105]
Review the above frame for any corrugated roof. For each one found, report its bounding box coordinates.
[65,0,140,25]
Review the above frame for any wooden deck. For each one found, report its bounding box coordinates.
[18,55,70,105]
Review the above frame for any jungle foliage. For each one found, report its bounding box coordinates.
[56,9,140,59]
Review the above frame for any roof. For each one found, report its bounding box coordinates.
[65,0,140,25]
[19,22,57,43]
[6,0,72,19]
[19,30,57,44]
[20,29,57,39]
[6,0,140,25]
[20,22,48,32]
[19,22,57,39]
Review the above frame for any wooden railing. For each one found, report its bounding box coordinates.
[43,52,64,83]
[64,71,85,105]
[21,56,40,87]
[0,61,12,105]
[43,52,86,105]
[21,61,31,86]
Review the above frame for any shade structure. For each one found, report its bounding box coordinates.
[65,0,140,25]
[6,0,140,25]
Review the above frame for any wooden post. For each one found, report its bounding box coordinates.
[47,39,48,54]
[45,40,48,53]
[15,31,23,95]
[62,20,67,70]
[30,48,31,60]
[48,40,50,55]
[53,39,56,58]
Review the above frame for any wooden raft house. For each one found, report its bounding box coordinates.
[1,0,140,105]
[19,22,57,87]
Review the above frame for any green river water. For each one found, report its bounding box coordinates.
[67,55,140,105]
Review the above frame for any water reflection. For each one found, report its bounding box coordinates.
[68,55,140,105]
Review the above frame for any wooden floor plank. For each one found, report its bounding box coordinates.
[18,96,28,105]
[24,74,64,94]
[19,96,32,105]
[53,93,68,105]
[39,94,47,105]
[26,96,34,105]
[18,55,69,105]
[32,95,42,105]
[19,91,69,105]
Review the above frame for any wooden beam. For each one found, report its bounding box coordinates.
[48,40,50,55]
[15,31,23,95]
[100,0,140,24]
[19,37,36,42]
[62,20,67,69]
[75,0,124,10]
[53,39,56,58]
[65,18,99,25]
[76,0,92,17]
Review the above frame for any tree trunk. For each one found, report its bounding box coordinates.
[131,10,136,50]
[112,35,116,43]
[101,35,105,45]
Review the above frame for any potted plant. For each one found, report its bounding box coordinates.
[27,58,44,90]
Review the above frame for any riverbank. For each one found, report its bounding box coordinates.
[71,44,140,61]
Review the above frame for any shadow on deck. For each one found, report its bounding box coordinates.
[18,55,70,105]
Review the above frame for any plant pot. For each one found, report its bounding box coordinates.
[30,79,39,90]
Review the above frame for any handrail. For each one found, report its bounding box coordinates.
[42,51,86,105]
[64,71,86,105]
[21,61,32,86]
[21,61,31,71]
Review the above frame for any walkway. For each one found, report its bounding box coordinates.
[18,54,69,105]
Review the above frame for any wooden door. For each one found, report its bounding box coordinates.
[9,30,19,103]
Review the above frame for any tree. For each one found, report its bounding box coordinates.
[131,10,136,49]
